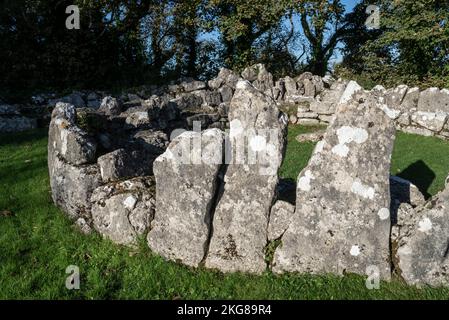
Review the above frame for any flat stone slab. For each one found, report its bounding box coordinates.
[273,93,396,279]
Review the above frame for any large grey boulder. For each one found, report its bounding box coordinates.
[242,64,274,93]
[273,93,396,279]
[148,129,224,267]
[91,177,155,246]
[49,153,102,220]
[48,103,97,165]
[205,80,288,274]
[208,68,240,90]
[181,80,207,92]
[394,177,449,287]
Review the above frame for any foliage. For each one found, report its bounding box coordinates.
[1,0,448,102]
[337,0,449,89]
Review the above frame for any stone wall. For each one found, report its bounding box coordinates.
[46,64,449,288]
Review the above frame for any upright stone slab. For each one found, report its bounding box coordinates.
[147,129,224,267]
[394,177,449,287]
[273,93,395,279]
[205,80,287,274]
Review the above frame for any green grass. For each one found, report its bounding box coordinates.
[1,127,449,299]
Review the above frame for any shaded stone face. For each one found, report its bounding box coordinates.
[147,129,224,267]
[394,177,449,287]
[273,95,396,280]
[205,80,287,274]
[49,153,102,220]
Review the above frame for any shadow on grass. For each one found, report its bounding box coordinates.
[0,128,48,147]
[396,160,435,199]
[276,178,296,205]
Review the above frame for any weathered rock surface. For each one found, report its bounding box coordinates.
[49,153,102,220]
[99,96,121,116]
[205,80,287,274]
[48,117,97,165]
[394,177,449,287]
[268,201,295,241]
[91,177,155,245]
[48,103,102,220]
[148,129,224,267]
[418,88,449,112]
[273,94,396,279]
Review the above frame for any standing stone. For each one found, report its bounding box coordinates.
[273,93,396,279]
[148,129,224,267]
[205,80,288,274]
[394,178,449,287]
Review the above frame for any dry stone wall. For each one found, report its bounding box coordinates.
[46,64,449,288]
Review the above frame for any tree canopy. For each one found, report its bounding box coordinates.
[0,0,448,100]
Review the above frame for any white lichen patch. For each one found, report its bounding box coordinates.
[377,208,390,220]
[351,179,375,199]
[331,143,349,157]
[418,217,433,233]
[123,195,137,210]
[331,126,368,158]
[298,170,315,192]
[350,245,360,256]
[337,126,369,145]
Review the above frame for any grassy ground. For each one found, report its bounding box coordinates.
[1,127,449,299]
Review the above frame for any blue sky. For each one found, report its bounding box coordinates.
[198,0,361,66]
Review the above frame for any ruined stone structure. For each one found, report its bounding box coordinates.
[46,64,449,288]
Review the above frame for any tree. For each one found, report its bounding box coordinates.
[338,0,449,88]
[209,0,291,71]
[295,0,349,76]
